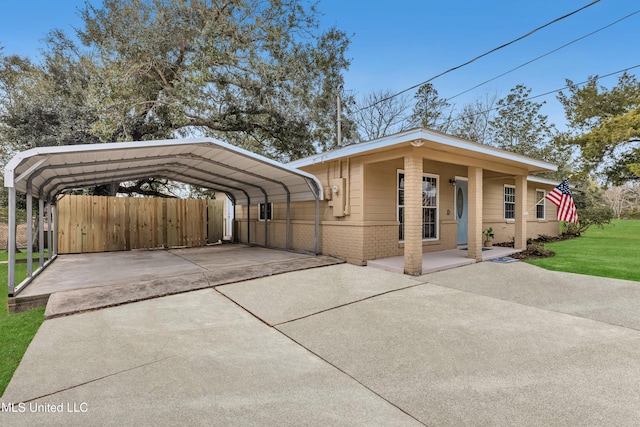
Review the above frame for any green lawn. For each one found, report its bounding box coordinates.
[0,249,48,262]
[0,262,45,397]
[527,220,640,282]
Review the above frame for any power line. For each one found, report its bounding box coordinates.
[355,0,601,113]
[437,64,640,127]
[446,8,640,102]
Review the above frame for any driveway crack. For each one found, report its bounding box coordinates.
[13,355,179,404]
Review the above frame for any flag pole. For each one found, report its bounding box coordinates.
[525,196,546,216]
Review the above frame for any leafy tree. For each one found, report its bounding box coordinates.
[562,176,613,236]
[77,0,351,160]
[410,83,453,132]
[557,73,640,183]
[0,35,99,155]
[488,85,558,160]
[352,89,412,140]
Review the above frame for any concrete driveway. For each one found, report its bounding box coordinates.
[3,262,640,426]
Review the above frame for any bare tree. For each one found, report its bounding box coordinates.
[449,91,498,144]
[604,183,640,218]
[604,186,632,219]
[351,89,412,141]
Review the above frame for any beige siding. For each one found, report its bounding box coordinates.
[299,160,363,221]
[483,179,560,243]
[234,143,560,265]
[363,159,401,221]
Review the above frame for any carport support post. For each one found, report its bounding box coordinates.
[38,198,45,267]
[514,175,527,250]
[403,151,423,275]
[467,166,483,261]
[26,192,33,276]
[52,203,59,256]
[7,187,16,296]
[264,196,268,247]
[246,197,251,245]
[314,195,319,255]
[47,202,53,260]
[285,193,290,251]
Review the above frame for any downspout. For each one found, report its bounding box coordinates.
[345,157,351,215]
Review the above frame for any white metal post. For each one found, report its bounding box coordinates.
[47,202,53,260]
[286,193,291,251]
[8,187,16,296]
[52,203,58,256]
[39,198,44,267]
[264,196,268,247]
[26,193,33,276]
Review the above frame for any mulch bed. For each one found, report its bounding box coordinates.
[494,233,577,260]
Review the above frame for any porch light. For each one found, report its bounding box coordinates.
[410,140,424,147]
[449,179,456,186]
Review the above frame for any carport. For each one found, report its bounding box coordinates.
[3,138,323,297]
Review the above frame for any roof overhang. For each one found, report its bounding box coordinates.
[289,128,558,174]
[4,138,323,204]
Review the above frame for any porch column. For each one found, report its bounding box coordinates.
[467,166,483,261]
[514,174,527,250]
[403,150,423,275]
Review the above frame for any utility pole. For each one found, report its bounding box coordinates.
[336,84,343,147]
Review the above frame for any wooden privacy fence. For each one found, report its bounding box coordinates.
[57,195,224,254]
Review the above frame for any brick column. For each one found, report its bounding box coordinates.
[403,151,423,275]
[514,174,527,250]
[467,166,483,261]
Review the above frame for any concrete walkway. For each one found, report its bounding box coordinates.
[3,262,640,425]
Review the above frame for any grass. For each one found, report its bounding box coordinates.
[0,249,48,262]
[526,220,640,282]
[0,261,45,397]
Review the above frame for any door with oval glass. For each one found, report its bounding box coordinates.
[455,178,468,245]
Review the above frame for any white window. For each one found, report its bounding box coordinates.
[504,185,515,220]
[536,190,546,220]
[398,171,439,241]
[258,202,273,221]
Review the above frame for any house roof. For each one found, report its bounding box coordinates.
[4,138,323,205]
[289,128,557,174]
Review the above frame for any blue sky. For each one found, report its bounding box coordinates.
[1,0,638,130]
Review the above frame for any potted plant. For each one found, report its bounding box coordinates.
[482,227,494,247]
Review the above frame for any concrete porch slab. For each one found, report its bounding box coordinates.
[366,246,521,274]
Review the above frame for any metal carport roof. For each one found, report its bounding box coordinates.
[4,138,323,297]
[4,138,323,205]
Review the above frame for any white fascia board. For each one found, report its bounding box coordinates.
[288,128,558,172]
[527,176,560,186]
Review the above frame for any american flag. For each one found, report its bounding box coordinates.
[545,178,578,223]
